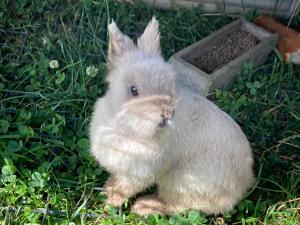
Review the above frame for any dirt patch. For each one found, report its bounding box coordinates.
[186,30,259,74]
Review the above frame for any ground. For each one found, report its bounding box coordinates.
[0,0,299,224]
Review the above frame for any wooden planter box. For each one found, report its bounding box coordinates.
[169,19,278,95]
[142,0,299,18]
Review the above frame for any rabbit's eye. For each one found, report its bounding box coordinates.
[130,85,139,96]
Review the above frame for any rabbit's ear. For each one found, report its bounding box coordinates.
[107,20,135,65]
[137,17,160,53]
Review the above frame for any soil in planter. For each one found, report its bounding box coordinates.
[187,30,259,74]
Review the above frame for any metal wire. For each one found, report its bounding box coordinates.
[287,0,300,27]
[0,206,100,219]
[0,187,108,220]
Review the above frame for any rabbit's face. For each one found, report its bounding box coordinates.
[104,18,176,136]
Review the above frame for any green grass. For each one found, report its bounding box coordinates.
[0,0,299,224]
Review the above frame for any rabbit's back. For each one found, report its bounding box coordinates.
[157,89,254,213]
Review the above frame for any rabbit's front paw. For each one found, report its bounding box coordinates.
[106,191,126,207]
[132,195,173,216]
[104,176,126,207]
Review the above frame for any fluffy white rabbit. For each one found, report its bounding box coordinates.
[90,17,255,216]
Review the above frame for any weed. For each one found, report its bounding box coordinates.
[0,0,299,224]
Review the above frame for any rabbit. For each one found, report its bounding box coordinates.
[89,17,255,216]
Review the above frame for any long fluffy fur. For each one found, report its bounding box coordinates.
[90,17,254,215]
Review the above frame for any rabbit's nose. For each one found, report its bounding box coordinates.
[165,109,175,120]
[159,110,175,128]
